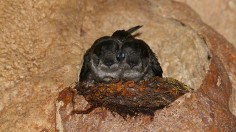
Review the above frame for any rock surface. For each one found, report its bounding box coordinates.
[177,0,236,47]
[0,0,236,131]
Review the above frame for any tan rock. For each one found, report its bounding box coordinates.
[177,0,236,47]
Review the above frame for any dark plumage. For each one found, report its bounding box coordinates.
[79,26,163,83]
[120,39,162,82]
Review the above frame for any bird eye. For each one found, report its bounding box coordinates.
[121,53,125,58]
[116,52,125,61]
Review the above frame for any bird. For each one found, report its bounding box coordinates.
[119,39,163,82]
[79,25,163,83]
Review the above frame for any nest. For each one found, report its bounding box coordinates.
[74,77,192,117]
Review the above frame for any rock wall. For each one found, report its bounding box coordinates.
[177,0,236,47]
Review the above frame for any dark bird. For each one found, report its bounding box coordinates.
[79,26,163,83]
[120,39,163,82]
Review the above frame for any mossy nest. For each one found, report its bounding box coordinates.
[74,77,192,117]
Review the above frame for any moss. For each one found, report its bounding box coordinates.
[75,76,193,118]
